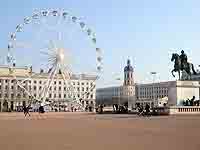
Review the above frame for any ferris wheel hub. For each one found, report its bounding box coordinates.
[56,48,65,63]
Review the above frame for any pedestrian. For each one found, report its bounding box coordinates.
[23,104,31,117]
[145,104,150,116]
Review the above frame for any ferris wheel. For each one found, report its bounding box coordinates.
[7,9,103,109]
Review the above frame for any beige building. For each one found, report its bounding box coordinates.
[0,65,96,112]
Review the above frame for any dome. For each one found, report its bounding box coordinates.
[124,59,133,72]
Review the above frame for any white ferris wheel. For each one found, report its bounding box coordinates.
[6,9,103,109]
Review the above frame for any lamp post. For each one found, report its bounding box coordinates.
[116,78,121,106]
[150,72,157,108]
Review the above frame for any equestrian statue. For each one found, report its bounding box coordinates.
[171,50,197,80]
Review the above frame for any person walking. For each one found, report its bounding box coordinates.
[23,104,31,117]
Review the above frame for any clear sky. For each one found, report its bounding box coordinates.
[0,0,200,87]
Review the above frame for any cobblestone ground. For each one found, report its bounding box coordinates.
[0,112,200,150]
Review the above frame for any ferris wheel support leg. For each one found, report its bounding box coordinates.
[42,65,58,104]
[39,67,55,103]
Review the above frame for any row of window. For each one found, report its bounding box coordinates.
[0,93,94,99]
[139,94,167,99]
[124,73,133,79]
[139,87,168,91]
[139,90,168,96]
[0,85,94,92]
[0,79,94,86]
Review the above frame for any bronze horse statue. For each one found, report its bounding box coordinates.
[171,53,196,80]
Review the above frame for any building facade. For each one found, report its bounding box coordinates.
[0,65,96,112]
[136,80,200,107]
[135,81,170,107]
[96,59,136,109]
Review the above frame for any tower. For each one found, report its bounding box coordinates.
[124,59,134,86]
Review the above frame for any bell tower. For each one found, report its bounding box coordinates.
[124,59,134,86]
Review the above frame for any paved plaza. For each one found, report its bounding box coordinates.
[0,113,200,150]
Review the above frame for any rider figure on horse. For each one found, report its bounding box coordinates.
[180,50,188,71]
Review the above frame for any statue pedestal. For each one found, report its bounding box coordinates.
[168,80,200,106]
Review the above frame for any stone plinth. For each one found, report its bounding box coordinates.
[168,80,200,106]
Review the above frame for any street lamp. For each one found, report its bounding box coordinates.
[116,78,121,106]
[150,72,157,108]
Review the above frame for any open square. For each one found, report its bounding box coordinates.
[0,113,200,150]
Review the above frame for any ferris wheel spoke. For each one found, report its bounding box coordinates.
[58,31,63,41]
[62,64,73,75]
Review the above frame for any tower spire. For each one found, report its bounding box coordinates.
[124,58,134,86]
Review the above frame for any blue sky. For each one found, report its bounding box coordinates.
[1,0,200,87]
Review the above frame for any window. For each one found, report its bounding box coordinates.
[54,94,56,98]
[54,87,56,91]
[49,94,52,98]
[5,80,8,83]
[59,87,61,91]
[50,87,52,90]
[86,87,89,91]
[11,80,14,83]
[11,86,14,89]
[0,86,1,90]
[39,81,42,84]
[77,87,80,91]
[5,85,8,90]
[34,86,37,90]
[59,81,62,85]
[64,87,66,91]
[90,94,93,99]
[86,101,89,104]
[64,94,66,98]
[82,87,84,92]
[86,82,89,85]
[11,94,14,98]
[39,86,42,90]
[34,80,37,84]
[34,94,36,98]
[78,94,80,98]
[77,82,80,85]
[54,81,56,85]
[4,93,8,98]
[59,94,61,98]
[82,82,84,85]
[73,82,75,85]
